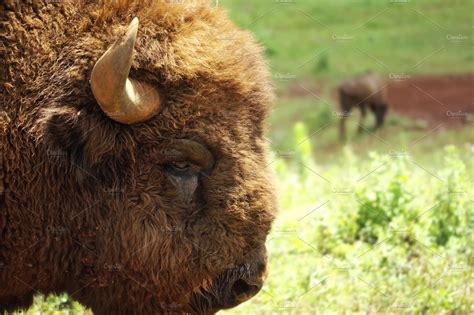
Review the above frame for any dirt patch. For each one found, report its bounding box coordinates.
[283,73,474,126]
[386,73,473,126]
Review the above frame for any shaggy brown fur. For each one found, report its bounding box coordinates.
[338,71,389,142]
[0,1,276,313]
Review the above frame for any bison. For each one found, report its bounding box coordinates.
[0,1,276,314]
[338,71,389,142]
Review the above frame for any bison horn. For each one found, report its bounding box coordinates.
[90,17,161,124]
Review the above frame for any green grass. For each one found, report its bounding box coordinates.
[224,0,473,86]
[21,294,91,315]
[224,124,473,314]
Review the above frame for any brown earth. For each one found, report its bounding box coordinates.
[283,73,474,126]
[386,73,473,126]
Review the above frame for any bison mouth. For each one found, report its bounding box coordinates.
[187,262,266,314]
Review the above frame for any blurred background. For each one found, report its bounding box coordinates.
[221,0,473,313]
[26,0,472,313]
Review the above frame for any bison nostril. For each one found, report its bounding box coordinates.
[231,279,261,302]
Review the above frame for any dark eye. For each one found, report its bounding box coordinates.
[170,161,190,171]
[165,161,195,176]
[165,161,199,183]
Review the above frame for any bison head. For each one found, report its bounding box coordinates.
[23,1,276,314]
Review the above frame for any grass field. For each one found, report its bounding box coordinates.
[20,0,473,314]
[225,0,472,85]
[223,126,473,314]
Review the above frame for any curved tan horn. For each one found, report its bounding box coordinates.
[90,17,161,124]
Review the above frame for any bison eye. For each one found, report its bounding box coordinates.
[164,161,199,200]
[170,161,190,171]
[165,161,195,177]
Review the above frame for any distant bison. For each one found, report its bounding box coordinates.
[0,1,276,314]
[338,71,389,142]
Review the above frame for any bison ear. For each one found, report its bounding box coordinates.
[38,106,135,183]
